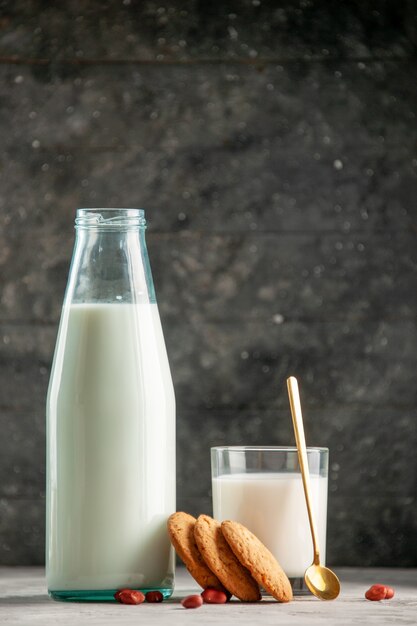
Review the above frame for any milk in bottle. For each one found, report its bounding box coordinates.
[46,209,175,601]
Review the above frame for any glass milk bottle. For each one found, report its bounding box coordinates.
[46,208,175,601]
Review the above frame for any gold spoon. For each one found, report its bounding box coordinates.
[287,376,341,600]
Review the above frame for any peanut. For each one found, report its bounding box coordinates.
[145,590,164,603]
[182,594,203,609]
[365,585,388,601]
[118,589,145,604]
[201,588,229,604]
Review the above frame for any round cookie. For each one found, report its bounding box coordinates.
[194,514,261,602]
[167,512,224,590]
[221,520,293,603]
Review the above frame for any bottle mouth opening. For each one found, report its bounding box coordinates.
[75,208,146,229]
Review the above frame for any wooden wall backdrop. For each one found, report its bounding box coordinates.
[0,0,416,565]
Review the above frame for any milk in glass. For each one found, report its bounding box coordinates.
[213,472,327,578]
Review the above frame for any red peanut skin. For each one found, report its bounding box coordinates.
[182,594,203,609]
[365,585,388,601]
[114,588,131,601]
[146,591,164,603]
[201,588,228,604]
[385,586,395,599]
[118,590,146,604]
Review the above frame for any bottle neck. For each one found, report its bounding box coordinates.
[64,209,156,306]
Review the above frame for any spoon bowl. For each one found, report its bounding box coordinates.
[305,563,341,600]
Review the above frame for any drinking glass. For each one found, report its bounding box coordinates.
[211,446,328,593]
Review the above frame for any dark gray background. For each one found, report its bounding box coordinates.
[0,0,416,567]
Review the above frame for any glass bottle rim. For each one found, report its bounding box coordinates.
[75,208,146,230]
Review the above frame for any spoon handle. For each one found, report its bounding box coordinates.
[287,376,321,566]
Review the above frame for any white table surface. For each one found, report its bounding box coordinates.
[1,566,416,625]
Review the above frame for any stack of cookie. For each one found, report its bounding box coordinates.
[167,512,293,603]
